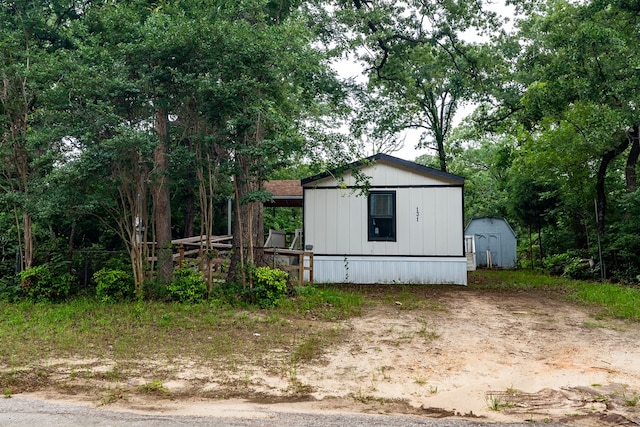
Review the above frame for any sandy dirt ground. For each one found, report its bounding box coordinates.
[25,287,640,426]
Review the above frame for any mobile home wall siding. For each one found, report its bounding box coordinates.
[304,187,365,254]
[402,186,463,256]
[313,256,468,285]
[304,186,463,257]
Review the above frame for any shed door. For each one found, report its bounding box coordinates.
[487,233,501,267]
[475,233,502,267]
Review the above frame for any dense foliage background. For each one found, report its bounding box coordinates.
[1,0,639,302]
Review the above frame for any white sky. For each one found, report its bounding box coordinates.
[333,59,476,162]
[331,0,515,162]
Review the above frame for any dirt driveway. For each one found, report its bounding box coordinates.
[26,286,640,426]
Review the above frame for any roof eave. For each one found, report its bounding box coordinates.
[301,153,464,186]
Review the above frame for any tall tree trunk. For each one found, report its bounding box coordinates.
[12,209,23,271]
[153,106,173,285]
[227,114,267,284]
[228,166,266,285]
[529,225,534,269]
[431,105,449,173]
[231,176,246,288]
[196,152,217,292]
[67,223,75,274]
[19,164,33,269]
[625,125,639,193]
[537,219,543,265]
[121,160,150,297]
[2,72,34,270]
[247,201,254,288]
[436,135,447,173]
[22,212,33,269]
[572,214,588,250]
[596,137,630,234]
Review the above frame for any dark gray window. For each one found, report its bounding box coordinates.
[368,191,396,241]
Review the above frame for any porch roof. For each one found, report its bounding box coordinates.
[264,180,303,208]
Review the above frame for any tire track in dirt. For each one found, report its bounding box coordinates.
[297,290,640,425]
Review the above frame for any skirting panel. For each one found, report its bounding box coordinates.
[312,256,467,285]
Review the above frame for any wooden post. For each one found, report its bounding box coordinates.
[178,245,185,269]
[298,252,303,284]
[261,248,313,285]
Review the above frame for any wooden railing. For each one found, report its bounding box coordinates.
[263,248,314,285]
[147,234,313,285]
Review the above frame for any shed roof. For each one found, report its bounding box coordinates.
[465,216,517,238]
[301,153,464,186]
[263,180,303,208]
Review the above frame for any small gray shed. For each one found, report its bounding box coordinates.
[465,217,517,268]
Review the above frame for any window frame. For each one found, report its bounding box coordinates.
[367,191,397,242]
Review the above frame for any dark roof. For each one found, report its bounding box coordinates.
[301,153,464,186]
[263,180,303,208]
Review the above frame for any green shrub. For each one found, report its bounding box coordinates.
[563,257,596,280]
[543,253,573,276]
[252,266,288,308]
[166,269,208,304]
[208,267,289,308]
[0,276,21,302]
[543,252,596,280]
[209,281,246,307]
[20,265,71,302]
[145,278,168,301]
[93,268,135,303]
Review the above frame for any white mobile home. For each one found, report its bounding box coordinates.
[302,153,467,285]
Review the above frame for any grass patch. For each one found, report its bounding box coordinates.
[468,269,578,292]
[98,388,126,405]
[485,389,518,411]
[583,320,606,329]
[138,379,169,395]
[278,285,363,320]
[624,393,639,407]
[291,335,324,363]
[416,318,440,341]
[471,270,640,321]
[572,282,640,321]
[381,287,431,309]
[413,377,427,385]
[0,286,361,394]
